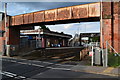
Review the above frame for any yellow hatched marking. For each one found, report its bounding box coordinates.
[103,67,114,73]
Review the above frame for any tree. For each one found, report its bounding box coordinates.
[40,25,50,31]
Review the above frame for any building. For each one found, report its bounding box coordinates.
[69,34,80,47]
[21,29,72,48]
[80,33,100,46]
[0,12,5,54]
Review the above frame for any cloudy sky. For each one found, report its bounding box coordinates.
[0,2,100,37]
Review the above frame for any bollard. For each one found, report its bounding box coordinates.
[6,45,10,56]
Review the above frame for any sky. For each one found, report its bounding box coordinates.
[0,2,100,37]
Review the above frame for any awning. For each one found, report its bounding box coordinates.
[0,30,5,33]
[0,30,5,37]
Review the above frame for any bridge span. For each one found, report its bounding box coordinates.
[10,2,100,27]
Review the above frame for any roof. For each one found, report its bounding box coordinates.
[21,29,72,39]
[80,33,100,37]
[0,12,4,14]
[0,12,11,16]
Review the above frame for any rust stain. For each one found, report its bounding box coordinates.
[57,7,71,20]
[89,3,100,17]
[14,15,23,25]
[29,13,34,24]
[34,11,44,23]
[72,4,88,19]
[45,9,57,22]
[11,16,15,26]
[91,7,96,15]
[23,14,29,24]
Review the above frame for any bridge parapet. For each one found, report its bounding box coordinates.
[10,2,100,26]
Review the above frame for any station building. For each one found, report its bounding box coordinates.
[21,29,72,48]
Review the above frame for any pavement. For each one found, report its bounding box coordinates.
[0,56,119,80]
[71,64,119,76]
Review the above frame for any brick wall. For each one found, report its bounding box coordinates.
[7,27,20,45]
[0,16,5,53]
[102,2,120,53]
[0,37,3,52]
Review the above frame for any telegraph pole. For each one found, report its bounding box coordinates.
[4,3,9,56]
[100,0,103,50]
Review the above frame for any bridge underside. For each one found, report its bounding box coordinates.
[13,17,100,29]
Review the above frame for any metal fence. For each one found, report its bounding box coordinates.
[18,40,36,55]
[105,41,120,67]
[89,41,120,67]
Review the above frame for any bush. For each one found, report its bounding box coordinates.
[108,53,120,67]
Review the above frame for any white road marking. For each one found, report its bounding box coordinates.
[16,76,26,79]
[46,67,53,69]
[42,61,54,64]
[10,60,17,63]
[3,71,17,76]
[17,62,28,65]
[32,60,42,63]
[4,73,14,77]
[51,67,71,71]
[55,64,74,67]
[2,58,73,71]
[46,67,71,71]
[31,64,44,67]
[0,71,26,79]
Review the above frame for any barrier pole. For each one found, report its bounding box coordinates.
[105,41,108,67]
[91,46,94,66]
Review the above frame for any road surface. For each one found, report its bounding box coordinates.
[0,57,118,80]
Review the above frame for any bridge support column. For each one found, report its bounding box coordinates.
[113,2,120,53]
[101,2,120,53]
[6,27,20,56]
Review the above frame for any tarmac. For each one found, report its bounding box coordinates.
[1,56,120,77]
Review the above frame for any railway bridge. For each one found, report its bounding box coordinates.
[0,2,120,56]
